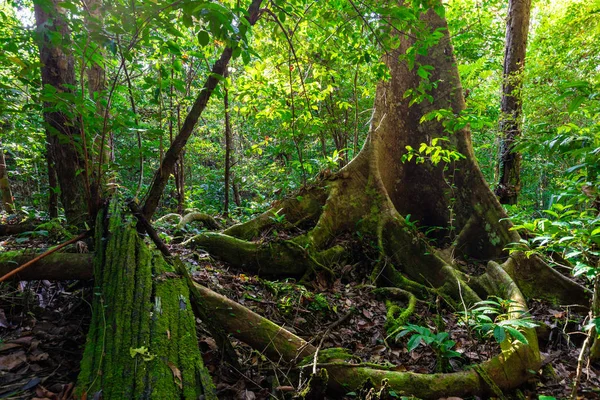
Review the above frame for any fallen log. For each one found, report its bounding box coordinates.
[0,251,92,280]
[0,222,37,236]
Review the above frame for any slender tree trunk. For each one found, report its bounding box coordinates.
[0,137,15,214]
[496,0,532,205]
[84,0,111,216]
[141,0,263,220]
[34,0,90,227]
[224,67,232,217]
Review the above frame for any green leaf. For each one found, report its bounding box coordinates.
[198,30,210,47]
[504,327,528,345]
[493,325,506,343]
[406,334,422,352]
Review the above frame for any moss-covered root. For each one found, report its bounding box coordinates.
[183,232,315,277]
[193,282,316,362]
[299,368,329,400]
[155,213,182,225]
[325,267,539,398]
[76,200,216,400]
[501,252,590,307]
[176,212,222,231]
[378,289,417,338]
[0,251,92,281]
[223,185,328,240]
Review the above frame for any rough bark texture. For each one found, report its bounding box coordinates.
[34,0,90,227]
[84,0,112,216]
[141,0,264,220]
[76,201,216,399]
[495,0,532,204]
[0,140,15,213]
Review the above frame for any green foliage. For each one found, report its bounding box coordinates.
[261,279,329,316]
[460,296,538,345]
[396,324,460,372]
[402,137,465,165]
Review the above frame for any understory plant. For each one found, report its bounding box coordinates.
[461,296,538,346]
[396,324,461,372]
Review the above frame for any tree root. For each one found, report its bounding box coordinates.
[501,252,590,307]
[0,250,92,281]
[177,212,222,230]
[155,213,182,225]
[224,185,328,240]
[183,232,336,280]
[0,249,541,398]
[380,289,417,338]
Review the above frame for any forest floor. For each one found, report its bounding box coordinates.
[1,221,599,399]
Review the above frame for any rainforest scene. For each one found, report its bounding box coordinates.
[0,0,599,398]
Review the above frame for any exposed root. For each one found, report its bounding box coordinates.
[224,185,328,240]
[381,291,417,338]
[177,212,222,230]
[183,232,314,277]
[187,258,540,399]
[154,213,182,225]
[501,252,590,307]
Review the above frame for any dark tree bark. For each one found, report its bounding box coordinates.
[141,0,264,220]
[34,0,90,227]
[0,139,15,214]
[495,0,532,205]
[46,140,59,218]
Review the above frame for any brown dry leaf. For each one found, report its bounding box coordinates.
[275,386,295,392]
[0,308,10,328]
[13,336,34,346]
[201,337,217,351]
[0,342,22,353]
[362,309,373,319]
[371,345,386,354]
[0,350,27,371]
[167,361,183,389]
[35,385,57,399]
[29,352,49,362]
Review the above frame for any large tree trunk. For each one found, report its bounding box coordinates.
[75,200,216,399]
[495,0,532,205]
[34,0,90,227]
[84,0,112,216]
[182,3,589,395]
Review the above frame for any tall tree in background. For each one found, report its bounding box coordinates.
[224,66,232,217]
[83,0,111,215]
[495,0,532,204]
[0,138,15,214]
[34,0,90,226]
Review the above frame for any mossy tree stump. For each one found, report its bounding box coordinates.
[76,200,216,399]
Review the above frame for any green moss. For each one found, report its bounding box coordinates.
[76,199,216,399]
[384,294,416,337]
